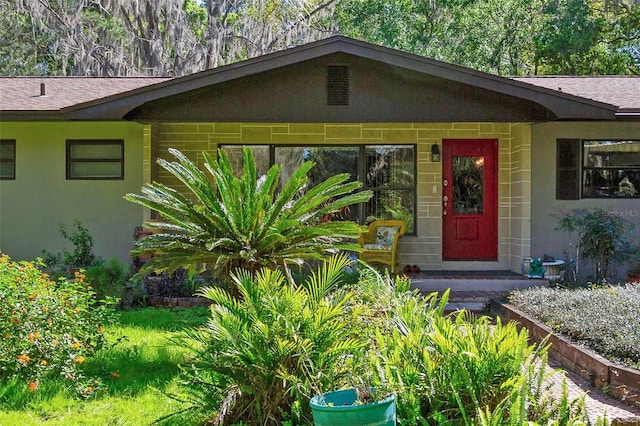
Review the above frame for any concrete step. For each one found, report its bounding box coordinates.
[407,271,550,312]
[444,301,489,313]
[411,277,549,292]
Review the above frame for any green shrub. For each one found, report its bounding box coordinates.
[554,207,636,285]
[41,221,102,280]
[509,285,640,369]
[0,254,117,393]
[169,260,599,425]
[85,257,132,301]
[172,254,365,425]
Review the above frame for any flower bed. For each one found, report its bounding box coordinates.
[492,284,640,409]
[508,285,640,370]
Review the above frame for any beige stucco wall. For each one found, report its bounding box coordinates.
[531,121,640,277]
[0,121,148,264]
[154,122,532,272]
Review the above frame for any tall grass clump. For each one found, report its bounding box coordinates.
[169,260,594,425]
[346,270,590,424]
[170,254,366,425]
[510,285,640,369]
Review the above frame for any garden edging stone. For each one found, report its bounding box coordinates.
[490,300,640,411]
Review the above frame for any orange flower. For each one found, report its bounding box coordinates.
[28,381,39,392]
[28,293,37,301]
[111,372,120,379]
[17,354,30,364]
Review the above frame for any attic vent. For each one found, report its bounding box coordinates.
[326,65,350,106]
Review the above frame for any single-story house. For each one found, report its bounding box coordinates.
[1,36,639,278]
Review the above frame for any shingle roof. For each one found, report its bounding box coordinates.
[513,76,640,112]
[0,77,169,111]
[0,37,637,121]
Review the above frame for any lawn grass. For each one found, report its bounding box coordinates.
[0,307,210,426]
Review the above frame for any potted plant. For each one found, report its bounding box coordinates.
[309,386,396,426]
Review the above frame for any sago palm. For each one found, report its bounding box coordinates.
[124,147,372,281]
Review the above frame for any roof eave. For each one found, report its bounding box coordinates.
[0,110,66,120]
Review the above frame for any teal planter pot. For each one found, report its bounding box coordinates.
[310,388,396,426]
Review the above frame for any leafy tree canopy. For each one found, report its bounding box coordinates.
[0,0,638,76]
[335,0,640,75]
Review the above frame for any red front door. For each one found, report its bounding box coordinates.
[442,139,498,260]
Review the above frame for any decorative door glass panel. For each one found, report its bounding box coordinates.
[453,156,484,214]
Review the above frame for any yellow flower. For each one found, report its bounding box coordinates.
[41,359,48,366]
[72,342,82,349]
[73,355,86,364]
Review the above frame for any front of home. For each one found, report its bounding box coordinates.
[1,36,639,278]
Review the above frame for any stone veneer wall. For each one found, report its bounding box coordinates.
[153,122,531,272]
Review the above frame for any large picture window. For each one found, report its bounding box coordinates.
[582,140,640,198]
[221,144,416,233]
[66,140,124,180]
[0,139,16,180]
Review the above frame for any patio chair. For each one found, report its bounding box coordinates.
[358,220,407,273]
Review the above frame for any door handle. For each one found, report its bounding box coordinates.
[442,181,448,216]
